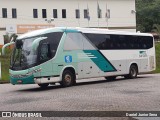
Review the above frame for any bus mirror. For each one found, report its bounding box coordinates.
[16,40,23,49]
[32,37,47,51]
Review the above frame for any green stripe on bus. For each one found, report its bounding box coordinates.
[83,50,116,72]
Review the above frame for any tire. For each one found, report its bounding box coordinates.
[125,65,138,79]
[38,83,49,88]
[60,70,75,87]
[105,76,116,81]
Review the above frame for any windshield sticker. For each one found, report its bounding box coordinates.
[139,51,147,57]
[65,55,72,63]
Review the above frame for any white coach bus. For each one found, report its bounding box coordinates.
[2,27,156,88]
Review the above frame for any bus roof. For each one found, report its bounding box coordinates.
[76,27,153,37]
[18,27,153,39]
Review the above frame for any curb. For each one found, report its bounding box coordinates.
[0,81,10,84]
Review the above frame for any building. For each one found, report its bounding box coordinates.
[0,0,136,46]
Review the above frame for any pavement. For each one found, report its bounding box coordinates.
[0,74,160,120]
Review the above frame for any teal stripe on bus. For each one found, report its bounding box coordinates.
[83,50,117,72]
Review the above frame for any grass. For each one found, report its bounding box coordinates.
[154,42,160,73]
[0,43,160,82]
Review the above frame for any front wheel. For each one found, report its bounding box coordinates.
[60,70,75,87]
[125,65,138,79]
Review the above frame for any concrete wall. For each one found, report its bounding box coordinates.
[0,0,136,45]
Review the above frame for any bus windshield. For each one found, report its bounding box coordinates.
[11,36,39,70]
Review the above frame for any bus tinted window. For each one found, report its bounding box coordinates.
[64,33,95,50]
[84,33,153,50]
[43,32,63,57]
[64,33,83,50]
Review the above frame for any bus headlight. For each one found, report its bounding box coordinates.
[10,68,41,78]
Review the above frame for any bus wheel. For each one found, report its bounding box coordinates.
[60,70,75,87]
[38,83,49,88]
[105,76,116,81]
[125,65,138,79]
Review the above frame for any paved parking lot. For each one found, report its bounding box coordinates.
[0,74,160,119]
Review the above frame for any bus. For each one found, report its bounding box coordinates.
[2,27,156,88]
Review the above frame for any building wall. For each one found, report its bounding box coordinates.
[0,0,136,45]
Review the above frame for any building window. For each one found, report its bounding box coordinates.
[53,9,57,18]
[62,9,66,18]
[33,9,38,18]
[84,9,88,18]
[2,8,7,18]
[12,8,17,18]
[42,9,47,18]
[75,9,80,18]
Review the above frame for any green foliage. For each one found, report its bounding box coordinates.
[154,42,160,73]
[152,24,160,36]
[3,34,9,44]
[0,57,10,81]
[0,48,12,81]
[3,33,18,45]
[136,0,160,32]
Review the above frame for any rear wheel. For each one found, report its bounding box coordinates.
[105,76,116,81]
[60,70,75,87]
[125,65,138,79]
[38,83,49,88]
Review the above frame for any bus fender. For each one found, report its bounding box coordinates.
[59,65,76,81]
[128,62,139,74]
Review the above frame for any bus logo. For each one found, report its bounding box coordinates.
[139,51,147,57]
[65,55,72,63]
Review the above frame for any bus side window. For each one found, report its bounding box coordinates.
[119,35,126,49]
[111,35,118,49]
[132,36,138,49]
[84,33,107,50]
[148,36,153,49]
[142,37,147,49]
[105,35,111,49]
[82,34,96,50]
[44,32,63,57]
[85,34,98,48]
[64,33,83,50]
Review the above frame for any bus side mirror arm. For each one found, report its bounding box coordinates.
[2,42,15,55]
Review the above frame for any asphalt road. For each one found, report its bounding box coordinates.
[0,74,160,120]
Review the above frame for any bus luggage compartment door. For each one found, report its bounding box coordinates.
[79,62,100,78]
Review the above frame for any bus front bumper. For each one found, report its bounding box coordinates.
[10,75,35,85]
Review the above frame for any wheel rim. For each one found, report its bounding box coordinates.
[131,68,136,77]
[64,74,72,85]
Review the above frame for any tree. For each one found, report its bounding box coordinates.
[3,33,18,44]
[136,0,160,32]
[152,24,160,39]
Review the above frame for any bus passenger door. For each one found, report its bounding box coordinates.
[38,42,53,76]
